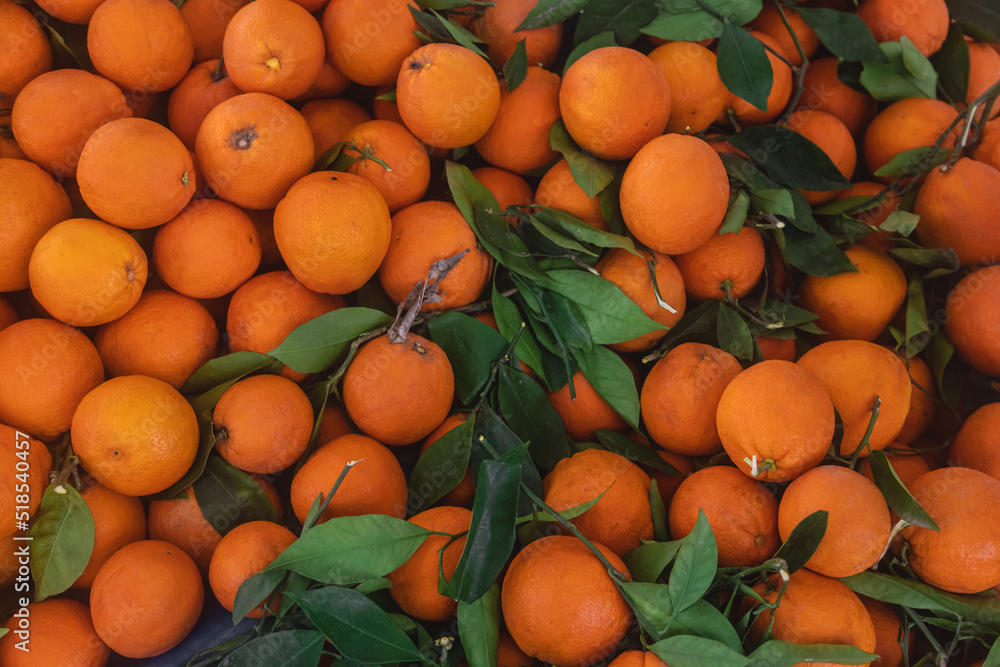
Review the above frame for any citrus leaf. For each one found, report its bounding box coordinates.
[623,541,683,583]
[872,146,950,178]
[671,599,744,654]
[532,208,639,254]
[888,247,960,274]
[649,635,750,667]
[650,480,668,542]
[545,269,667,344]
[407,415,475,513]
[268,308,393,374]
[492,285,547,384]
[473,406,546,514]
[728,126,852,191]
[880,211,920,236]
[497,365,573,470]
[721,190,751,234]
[540,290,594,350]
[428,311,509,406]
[593,429,683,476]
[771,509,827,574]
[573,0,657,46]
[503,39,528,91]
[669,510,718,613]
[860,38,938,102]
[641,0,761,40]
[658,300,724,349]
[717,21,773,113]
[903,271,931,356]
[717,306,754,360]
[193,456,278,536]
[867,449,939,530]
[796,7,886,63]
[574,345,640,428]
[945,0,1000,42]
[232,568,286,624]
[219,630,325,667]
[748,641,876,667]
[930,22,970,103]
[457,582,500,667]
[409,6,490,61]
[549,121,615,199]
[563,31,618,74]
[749,188,794,219]
[516,0,588,30]
[27,484,93,601]
[776,224,857,277]
[182,352,281,394]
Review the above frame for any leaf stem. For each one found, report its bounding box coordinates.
[772,1,809,126]
[904,606,949,664]
[327,326,389,400]
[848,396,881,469]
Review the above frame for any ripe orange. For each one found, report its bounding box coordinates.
[559,46,670,161]
[90,540,204,658]
[858,442,930,491]
[0,158,73,292]
[756,336,796,361]
[293,57,351,103]
[209,520,297,618]
[0,598,109,667]
[342,332,454,446]
[419,413,475,508]
[0,0,52,99]
[316,402,353,446]
[645,448,694,507]
[543,448,653,556]
[300,98,373,160]
[950,403,1000,480]
[860,596,911,667]
[0,319,104,440]
[179,0,252,62]
[28,218,148,327]
[674,226,765,301]
[498,628,541,667]
[797,57,879,137]
[862,98,959,180]
[387,505,473,622]
[648,41,728,136]
[607,651,667,667]
[74,483,147,589]
[894,353,937,445]
[620,134,730,255]
[534,159,606,230]
[343,119,431,213]
[748,3,819,65]
[785,109,857,204]
[166,60,243,152]
[87,0,194,93]
[668,465,780,567]
[196,92,314,210]
[321,0,421,86]
[836,181,901,252]
[967,43,1000,120]
[858,0,949,56]
[945,265,1000,377]
[472,167,535,213]
[724,31,793,126]
[502,535,633,667]
[0,424,52,537]
[642,343,742,456]
[973,119,1000,171]
[900,467,1000,594]
[290,433,408,524]
[470,0,563,68]
[474,65,561,175]
[547,370,627,442]
[72,376,199,497]
[718,360,835,482]
[396,43,501,149]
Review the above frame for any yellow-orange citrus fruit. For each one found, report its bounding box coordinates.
[748,3,819,65]
[785,109,857,204]
[166,59,243,152]
[498,628,541,667]
[293,57,352,103]
[472,166,535,212]
[344,119,431,214]
[863,98,958,180]
[860,596,911,667]
[646,449,694,519]
[859,0,949,56]
[300,97,373,159]
[179,0,251,62]
[621,134,730,255]
[725,31,793,126]
[547,370,627,442]
[967,42,1000,120]
[322,0,421,86]
[0,0,52,99]
[945,265,1000,377]
[797,57,879,137]
[756,335,797,362]
[72,375,199,496]
[894,353,937,445]
[674,226,765,301]
[951,403,1000,480]
[0,424,51,536]
[90,539,204,658]
[209,520,297,618]
[470,0,563,68]
[0,598,109,667]
[316,402,353,446]
[534,158,606,230]
[74,483,147,589]
[648,41,727,136]
[559,46,670,161]
[836,181,901,252]
[607,651,668,667]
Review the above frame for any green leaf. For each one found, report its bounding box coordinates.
[945,0,1000,42]
[574,345,639,428]
[219,630,325,667]
[563,31,618,73]
[549,122,615,199]
[497,365,573,470]
[717,306,754,360]
[931,23,971,103]
[623,541,683,583]
[672,599,744,654]
[503,39,528,92]
[573,0,657,46]
[776,224,857,277]
[593,430,682,476]
[516,0,588,30]
[457,583,501,667]
[648,635,750,667]
[192,456,279,536]
[867,450,939,530]
[771,509,827,575]
[27,484,94,601]
[428,311,509,406]
[860,38,938,102]
[182,351,280,394]
[289,586,427,664]
[492,286,547,383]
[620,580,675,633]
[409,7,490,61]
[796,7,886,63]
[657,300,724,350]
[268,308,393,374]
[873,146,950,178]
[728,126,853,191]
[641,0,762,41]
[407,415,475,513]
[669,510,718,613]
[267,515,430,584]
[888,247,960,274]
[747,641,876,667]
[474,407,547,514]
[232,568,285,623]
[532,208,638,254]
[716,21,773,113]
[749,188,794,219]
[903,271,931,356]
[540,290,593,350]
[721,190,752,234]
[650,480,668,542]
[880,210,920,236]
[985,635,1000,667]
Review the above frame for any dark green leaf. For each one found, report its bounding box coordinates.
[796,7,886,63]
[516,0,587,29]
[593,430,682,476]
[729,125,852,191]
[428,311,509,406]
[622,541,683,583]
[717,306,754,360]
[873,146,950,178]
[231,565,285,623]
[860,38,938,102]
[268,308,393,374]
[776,224,857,277]
[721,190,752,234]
[946,0,1000,42]
[658,300,724,349]
[717,21,773,113]
[457,583,501,667]
[888,247,960,273]
[669,510,718,612]
[182,352,280,394]
[409,6,490,61]
[193,456,278,536]
[749,188,794,219]
[649,635,750,667]
[492,286,547,383]
[650,481,668,542]
[474,407,547,513]
[545,269,667,344]
[931,23,971,103]
[867,450,939,530]
[720,152,780,192]
[903,272,930,356]
[573,0,657,46]
[573,345,640,428]
[747,641,876,667]
[549,121,615,199]
[27,484,93,601]
[503,39,528,91]
[641,0,762,40]
[540,290,594,350]
[563,31,618,73]
[408,415,475,513]
[219,630,324,667]
[532,208,638,254]
[771,509,827,574]
[672,600,744,654]
[497,365,573,470]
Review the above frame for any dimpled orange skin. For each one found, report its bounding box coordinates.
[344,119,431,214]
[470,0,563,69]
[559,46,670,161]
[73,484,147,589]
[0,598,109,667]
[547,370,627,443]
[863,98,958,181]
[0,0,52,99]
[648,41,728,136]
[620,134,730,255]
[900,467,1000,594]
[322,0,422,87]
[501,535,633,667]
[858,0,949,57]
[0,424,52,537]
[166,60,243,152]
[147,486,224,572]
[945,265,1000,378]
[951,403,1000,480]
[725,31,793,127]
[607,650,669,667]
[785,109,858,205]
[534,159,607,230]
[208,520,297,618]
[797,57,879,137]
[717,360,835,482]
[674,226,766,302]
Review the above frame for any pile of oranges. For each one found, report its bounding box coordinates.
[2,0,1000,664]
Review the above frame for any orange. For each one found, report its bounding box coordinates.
[543,448,653,556]
[797,57,879,136]
[322,0,421,86]
[396,43,501,149]
[620,134,730,254]
[378,200,492,310]
[0,123,25,160]
[746,569,877,663]
[245,207,283,266]
[72,376,199,497]
[0,424,52,537]
[195,92,314,210]
[858,442,930,491]
[748,3,819,65]
[300,97,373,159]
[648,41,728,135]
[860,596,911,667]
[180,0,252,62]
[973,118,1000,171]
[597,248,686,353]
[534,159,606,230]
[387,505,473,622]
[862,98,959,181]
[0,319,104,440]
[858,0,949,57]
[778,465,890,577]
[28,218,148,328]
[292,57,351,103]
[797,340,911,455]
[836,181,901,252]
[166,60,243,152]
[642,343,742,456]
[724,31,793,126]
[669,465,779,567]
[209,520,297,618]
[470,0,562,68]
[756,335,796,361]
[0,0,52,99]
[343,119,431,213]
[894,353,937,445]
[74,483,147,589]
[501,535,633,667]
[0,158,73,291]
[90,540,204,658]
[645,448,694,507]
[913,158,1000,266]
[474,65,561,175]
[213,374,314,473]
[547,370,627,442]
[899,467,1000,594]
[559,46,670,161]
[498,628,540,667]
[472,166,535,212]
[718,360,835,482]
[785,109,858,204]
[674,226,765,301]
[945,265,1000,377]
[290,433,408,524]
[797,244,906,342]
[968,43,1000,120]
[87,0,194,94]
[274,171,392,295]
[342,332,454,446]
[950,403,1000,481]
[607,651,667,667]
[316,402,353,445]
[95,290,218,390]
[0,598,109,667]
[420,413,475,508]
